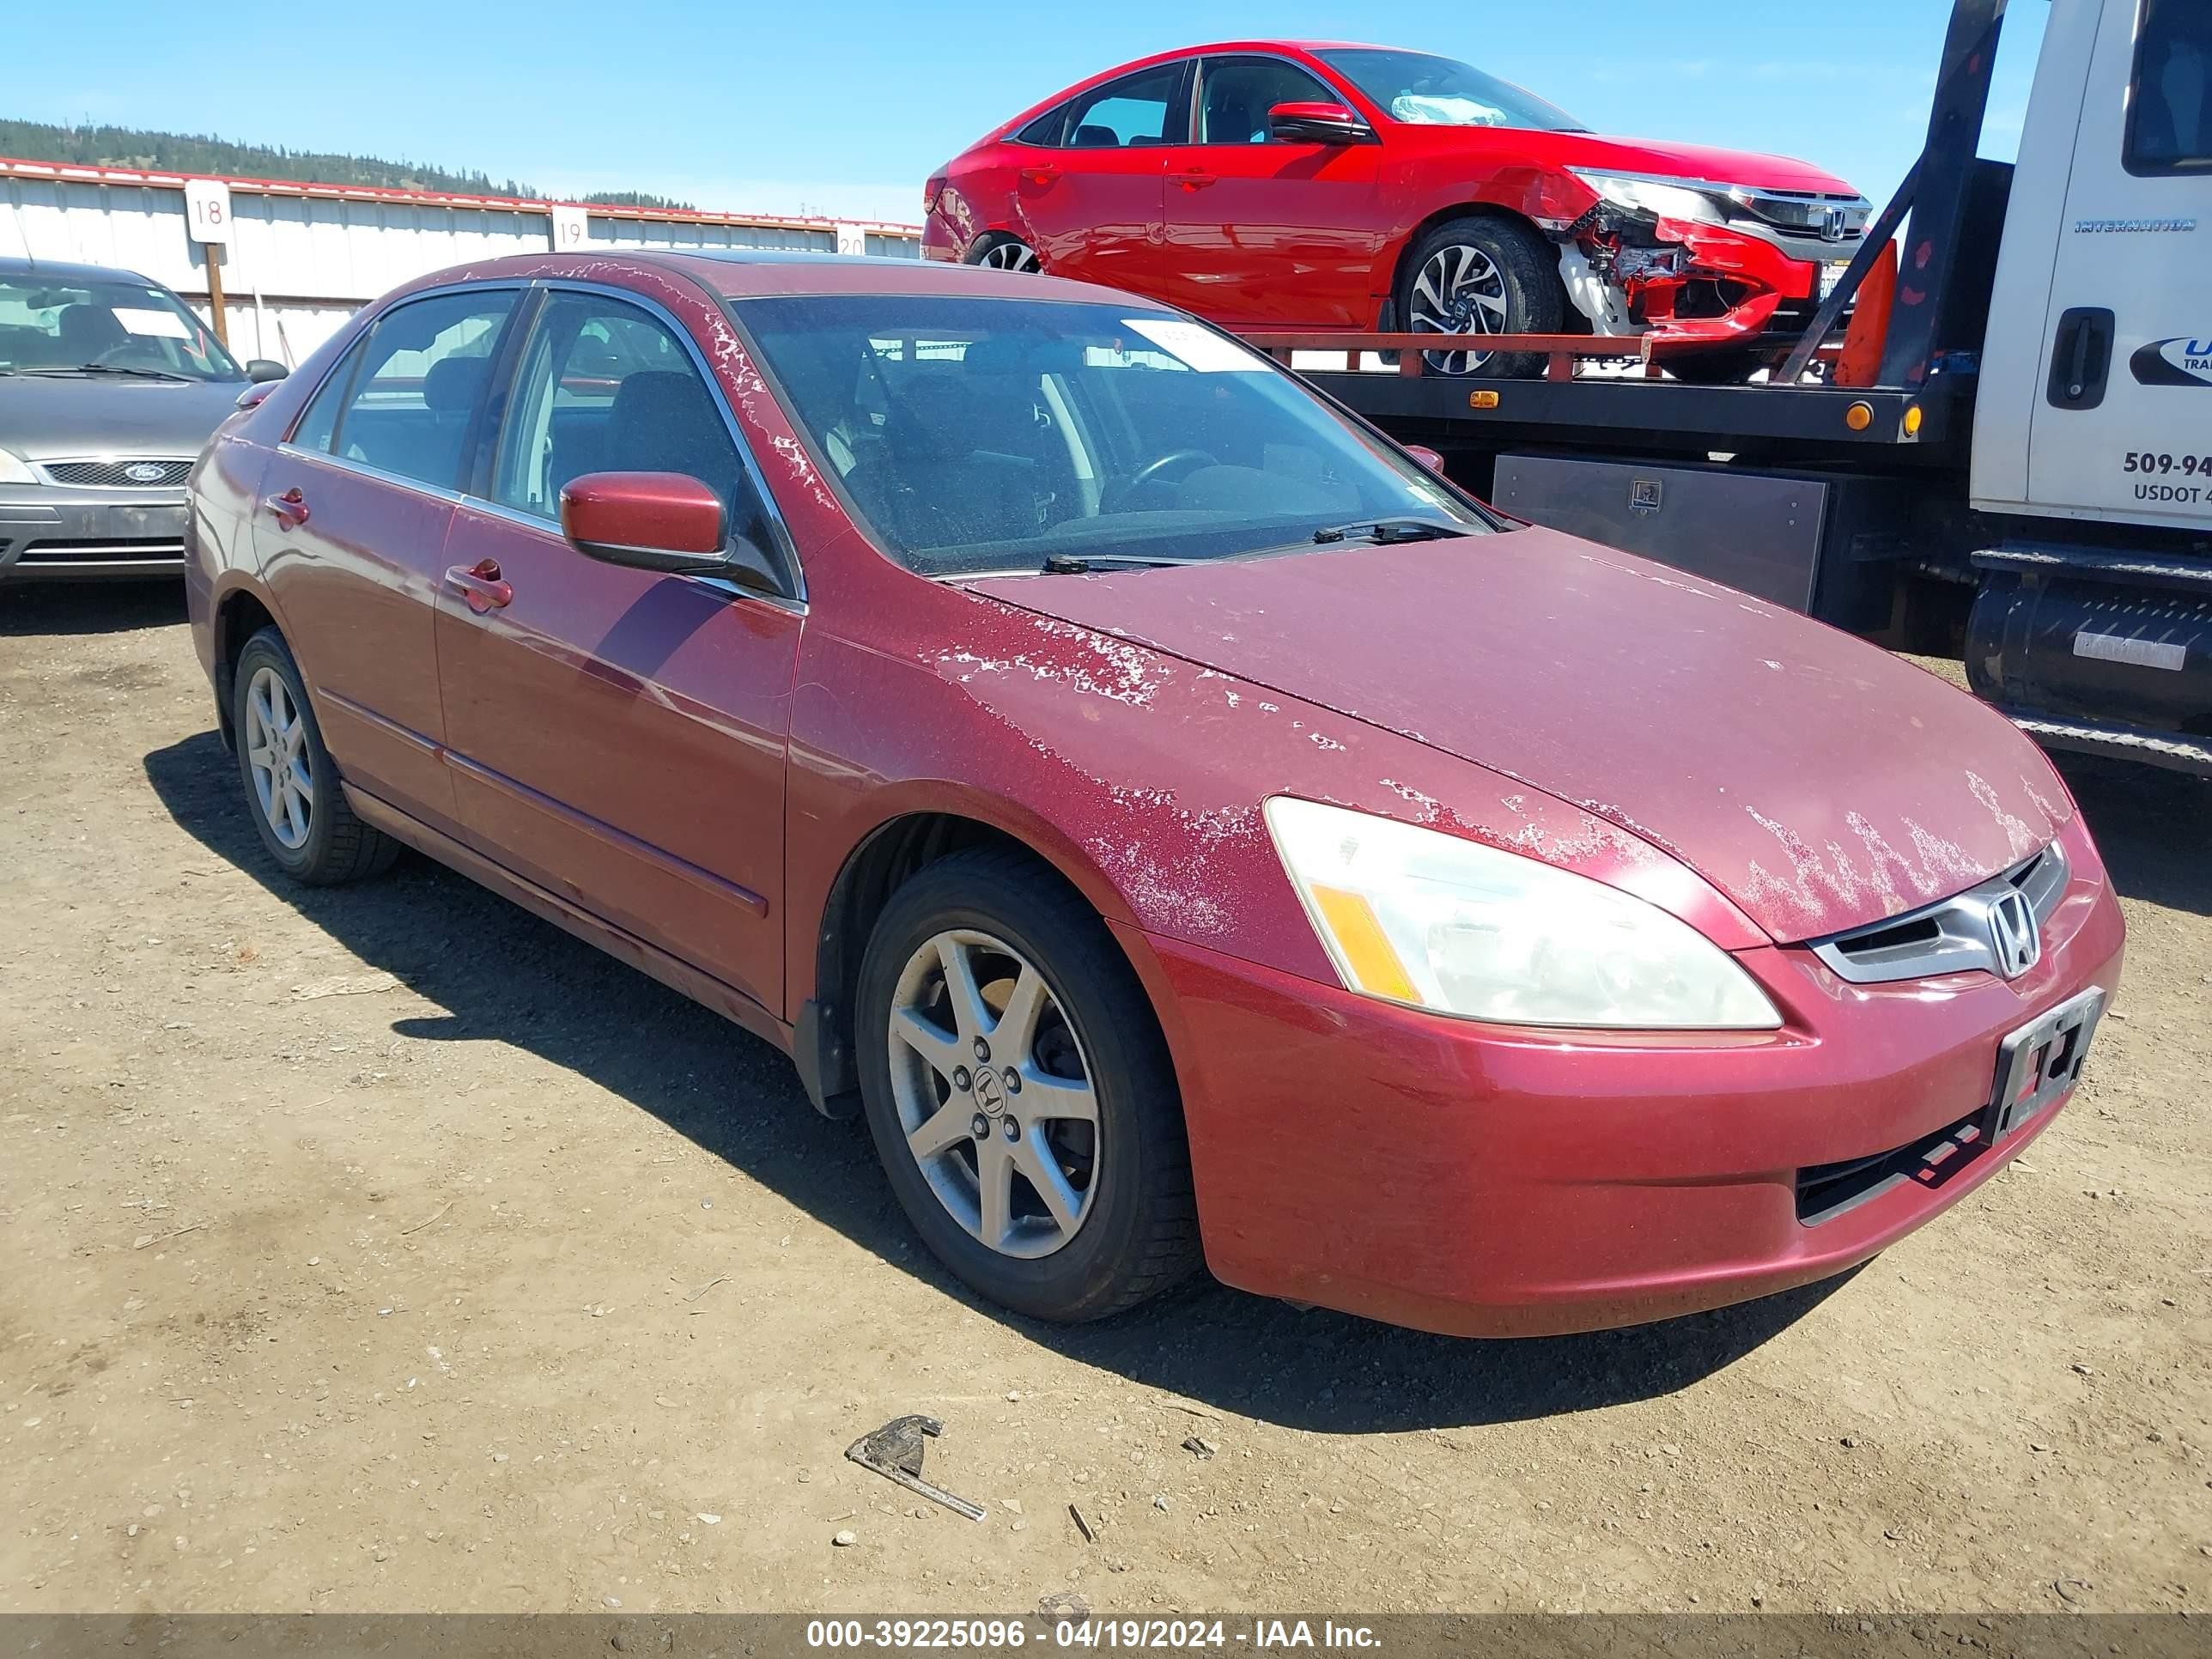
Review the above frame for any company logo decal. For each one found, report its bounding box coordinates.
[2130,336,2212,386]
[124,462,171,483]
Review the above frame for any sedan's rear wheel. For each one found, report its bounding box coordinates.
[231,628,398,885]
[856,848,1199,1322]
[966,234,1042,274]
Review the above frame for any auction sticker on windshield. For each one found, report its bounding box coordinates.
[1121,318,1269,372]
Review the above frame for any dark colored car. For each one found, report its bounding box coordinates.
[186,251,2121,1336]
[922,40,1869,380]
[0,257,285,581]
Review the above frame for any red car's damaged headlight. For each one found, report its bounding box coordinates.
[1264,796,1782,1030]
[1567,167,1729,228]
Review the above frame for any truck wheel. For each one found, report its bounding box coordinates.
[854,847,1200,1322]
[1397,214,1563,379]
[231,627,399,885]
[965,234,1042,273]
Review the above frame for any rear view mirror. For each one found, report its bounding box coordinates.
[246,360,290,383]
[1268,101,1377,145]
[561,471,729,575]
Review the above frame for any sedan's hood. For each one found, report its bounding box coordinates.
[0,374,246,461]
[1533,131,1858,196]
[969,529,2068,943]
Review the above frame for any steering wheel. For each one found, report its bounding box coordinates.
[1104,448,1218,511]
[89,343,141,366]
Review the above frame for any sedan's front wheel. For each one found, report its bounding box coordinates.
[856,848,1199,1322]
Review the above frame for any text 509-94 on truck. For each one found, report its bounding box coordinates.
[921,40,1869,382]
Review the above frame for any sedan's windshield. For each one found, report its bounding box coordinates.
[0,276,244,381]
[733,295,1487,576]
[1316,49,1585,132]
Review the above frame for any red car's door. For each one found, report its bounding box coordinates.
[1014,60,1190,293]
[1158,55,1389,330]
[252,286,522,832]
[432,285,799,1015]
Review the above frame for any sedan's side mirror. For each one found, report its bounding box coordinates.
[561,471,731,575]
[1405,444,1448,475]
[245,359,290,383]
[1268,101,1377,145]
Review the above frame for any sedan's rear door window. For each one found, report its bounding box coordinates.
[1063,64,1192,149]
[330,290,517,490]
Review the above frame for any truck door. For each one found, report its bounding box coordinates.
[2025,0,2212,530]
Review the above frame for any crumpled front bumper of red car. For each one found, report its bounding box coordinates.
[1114,825,2126,1339]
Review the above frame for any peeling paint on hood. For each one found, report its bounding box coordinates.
[969,528,2070,944]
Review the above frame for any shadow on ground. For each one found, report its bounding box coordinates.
[2057,754,2212,918]
[149,728,1879,1432]
[1,580,186,637]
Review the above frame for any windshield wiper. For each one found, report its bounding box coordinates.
[24,363,193,382]
[1310,517,1468,546]
[1039,552,1217,574]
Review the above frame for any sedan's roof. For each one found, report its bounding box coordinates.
[0,254,153,285]
[445,248,1151,307]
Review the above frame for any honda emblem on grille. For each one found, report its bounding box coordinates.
[124,463,168,483]
[1820,206,1849,242]
[1986,890,2040,979]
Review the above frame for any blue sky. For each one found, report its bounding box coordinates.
[11,1,2046,224]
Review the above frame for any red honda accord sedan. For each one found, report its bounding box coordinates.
[922,41,1870,380]
[186,251,2121,1337]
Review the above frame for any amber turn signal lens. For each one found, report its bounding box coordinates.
[1903,404,1924,436]
[1845,401,1875,432]
[1468,390,1501,410]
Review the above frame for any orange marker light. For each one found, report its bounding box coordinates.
[1468,390,1501,410]
[1903,404,1924,436]
[1309,885,1420,1004]
[1845,401,1875,432]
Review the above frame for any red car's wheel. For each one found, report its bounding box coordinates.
[965,234,1042,274]
[855,847,1200,1322]
[1398,214,1562,379]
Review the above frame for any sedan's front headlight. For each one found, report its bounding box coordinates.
[1264,797,1781,1030]
[0,447,39,486]
[1567,168,1728,227]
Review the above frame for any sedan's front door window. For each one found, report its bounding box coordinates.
[491,291,779,559]
[1199,58,1339,144]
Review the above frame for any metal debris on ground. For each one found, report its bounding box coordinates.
[1069,1503,1097,1542]
[843,1414,986,1522]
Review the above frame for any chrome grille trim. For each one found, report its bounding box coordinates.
[1808,841,2070,985]
[36,457,196,489]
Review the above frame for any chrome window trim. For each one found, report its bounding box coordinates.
[515,278,808,605]
[1808,840,2072,985]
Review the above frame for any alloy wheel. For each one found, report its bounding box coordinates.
[977,240,1042,274]
[886,928,1099,1259]
[1408,242,1510,374]
[243,665,313,850]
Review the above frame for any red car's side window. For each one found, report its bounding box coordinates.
[1195,58,1339,145]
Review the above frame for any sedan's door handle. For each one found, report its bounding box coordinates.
[1168,170,1217,191]
[263,487,310,529]
[443,558,512,614]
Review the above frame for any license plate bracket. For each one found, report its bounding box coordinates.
[1987,988,2106,1140]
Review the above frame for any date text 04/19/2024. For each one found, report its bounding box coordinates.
[803,1618,1382,1650]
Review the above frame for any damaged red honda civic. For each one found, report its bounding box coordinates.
[186,251,2122,1337]
[922,40,1870,380]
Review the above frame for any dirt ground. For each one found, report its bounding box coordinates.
[1,582,2206,1619]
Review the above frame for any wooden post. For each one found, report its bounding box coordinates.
[203,244,229,348]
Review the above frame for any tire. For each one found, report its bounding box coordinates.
[1395,213,1564,379]
[854,847,1200,1322]
[1663,348,1773,385]
[231,627,399,885]
[964,233,1042,274]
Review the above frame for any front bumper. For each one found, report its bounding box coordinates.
[1614,216,1854,348]
[0,487,190,580]
[1127,821,2126,1337]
